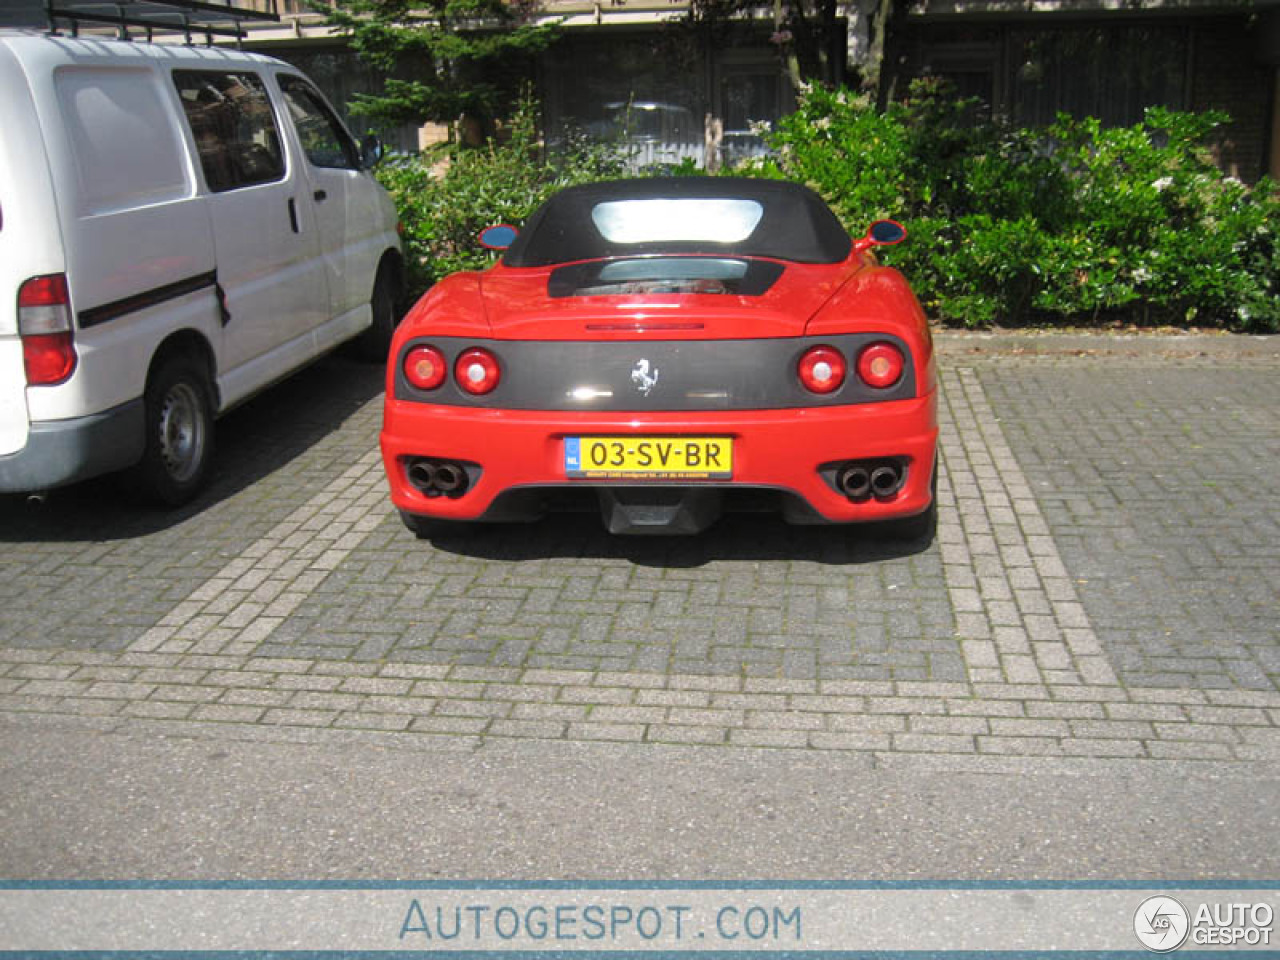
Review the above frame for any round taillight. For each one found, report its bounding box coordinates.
[455,348,501,395]
[797,345,846,394]
[857,342,905,388]
[403,345,447,391]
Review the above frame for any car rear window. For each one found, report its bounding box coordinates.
[591,199,764,244]
[503,178,852,267]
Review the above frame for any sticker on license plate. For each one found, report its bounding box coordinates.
[565,437,733,479]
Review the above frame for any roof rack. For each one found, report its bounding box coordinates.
[43,0,279,45]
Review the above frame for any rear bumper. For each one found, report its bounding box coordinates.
[0,399,144,493]
[382,390,938,526]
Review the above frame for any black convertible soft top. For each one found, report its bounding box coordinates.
[501,177,853,268]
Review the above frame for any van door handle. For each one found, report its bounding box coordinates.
[313,189,328,203]
[287,197,299,233]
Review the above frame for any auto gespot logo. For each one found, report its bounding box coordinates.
[1135,896,1275,951]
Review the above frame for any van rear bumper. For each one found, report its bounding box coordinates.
[0,399,144,492]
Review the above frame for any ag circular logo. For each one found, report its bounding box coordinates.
[1135,896,1190,952]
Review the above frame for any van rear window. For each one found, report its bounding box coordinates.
[174,71,285,193]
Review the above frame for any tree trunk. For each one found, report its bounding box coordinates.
[863,0,896,104]
[774,0,804,93]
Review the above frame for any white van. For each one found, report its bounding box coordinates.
[0,30,403,504]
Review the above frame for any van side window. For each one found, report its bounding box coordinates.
[173,71,285,192]
[278,75,360,171]
[54,67,189,216]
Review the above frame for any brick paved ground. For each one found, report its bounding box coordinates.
[1,334,1278,772]
[983,364,1280,691]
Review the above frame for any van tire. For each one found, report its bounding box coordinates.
[355,266,398,362]
[135,356,215,506]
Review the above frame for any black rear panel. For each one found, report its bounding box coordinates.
[394,335,916,411]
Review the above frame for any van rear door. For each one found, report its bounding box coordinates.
[39,49,217,423]
[0,39,61,459]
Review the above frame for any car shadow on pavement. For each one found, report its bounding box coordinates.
[0,354,384,543]
[422,512,934,567]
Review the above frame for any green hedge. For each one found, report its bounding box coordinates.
[744,80,1280,331]
[378,86,1279,331]
[375,102,627,296]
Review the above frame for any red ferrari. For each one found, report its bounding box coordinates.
[381,177,938,538]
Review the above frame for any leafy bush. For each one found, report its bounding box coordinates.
[379,87,1278,331]
[376,101,627,296]
[748,80,1280,331]
[738,85,911,226]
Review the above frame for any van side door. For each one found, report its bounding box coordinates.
[172,69,330,402]
[274,73,385,350]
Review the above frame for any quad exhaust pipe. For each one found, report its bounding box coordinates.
[406,461,436,491]
[837,465,871,499]
[407,458,469,498]
[836,460,905,500]
[870,464,902,497]
[433,462,465,493]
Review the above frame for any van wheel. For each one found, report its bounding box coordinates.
[135,356,215,506]
[355,266,398,362]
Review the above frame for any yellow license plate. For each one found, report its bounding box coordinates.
[565,436,733,479]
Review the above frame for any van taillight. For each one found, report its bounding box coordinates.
[18,274,76,385]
